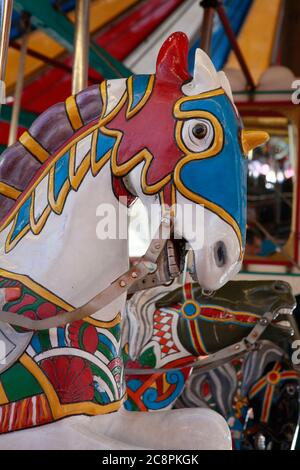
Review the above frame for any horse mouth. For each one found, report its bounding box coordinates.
[271,307,295,334]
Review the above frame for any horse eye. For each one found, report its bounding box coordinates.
[192,123,207,139]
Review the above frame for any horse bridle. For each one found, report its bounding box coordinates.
[125,309,283,376]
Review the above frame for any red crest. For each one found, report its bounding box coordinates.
[107,33,192,205]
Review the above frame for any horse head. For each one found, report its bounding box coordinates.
[105,32,268,290]
[156,280,296,355]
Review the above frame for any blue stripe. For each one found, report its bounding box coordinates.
[57,327,66,347]
[11,196,32,241]
[30,334,42,354]
[53,151,70,199]
[96,129,116,162]
[129,75,151,114]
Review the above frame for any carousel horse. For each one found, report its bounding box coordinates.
[0,32,267,449]
[123,280,299,449]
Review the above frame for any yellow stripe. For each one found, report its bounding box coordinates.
[65,95,83,131]
[226,0,282,84]
[0,380,8,405]
[19,131,49,163]
[0,182,21,200]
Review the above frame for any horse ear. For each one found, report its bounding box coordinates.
[156,32,190,84]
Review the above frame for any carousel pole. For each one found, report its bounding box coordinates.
[72,0,90,95]
[200,0,215,55]
[8,13,30,145]
[0,0,13,107]
[215,2,255,91]
[200,0,255,91]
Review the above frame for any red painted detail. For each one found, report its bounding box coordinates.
[156,32,190,85]
[40,356,94,404]
[112,175,137,206]
[201,381,211,397]
[4,287,22,302]
[97,0,185,61]
[106,35,191,202]
[68,320,99,354]
[268,371,280,384]
[200,307,258,324]
[184,283,193,300]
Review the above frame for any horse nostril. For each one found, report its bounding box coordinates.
[214,241,227,267]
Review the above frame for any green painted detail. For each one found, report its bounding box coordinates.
[0,144,6,154]
[98,341,115,363]
[110,323,121,342]
[139,346,156,368]
[1,362,43,401]
[0,105,38,127]
[14,0,132,79]
[38,331,52,351]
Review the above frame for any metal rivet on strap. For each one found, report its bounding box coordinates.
[131,272,138,278]
[120,280,127,287]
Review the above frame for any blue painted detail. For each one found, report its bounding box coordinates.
[96,130,116,162]
[126,379,143,393]
[142,371,185,410]
[10,196,32,242]
[57,327,66,347]
[129,75,151,114]
[53,151,70,200]
[99,333,117,357]
[182,301,197,317]
[31,333,42,354]
[124,400,133,411]
[188,0,253,72]
[99,391,110,404]
[179,93,247,245]
[94,380,111,403]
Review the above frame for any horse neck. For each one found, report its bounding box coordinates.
[0,161,129,314]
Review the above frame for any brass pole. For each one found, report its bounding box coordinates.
[8,29,29,145]
[0,0,13,106]
[72,0,90,95]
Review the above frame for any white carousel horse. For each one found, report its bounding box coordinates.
[0,32,267,449]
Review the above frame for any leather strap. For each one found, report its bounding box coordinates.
[0,214,173,331]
